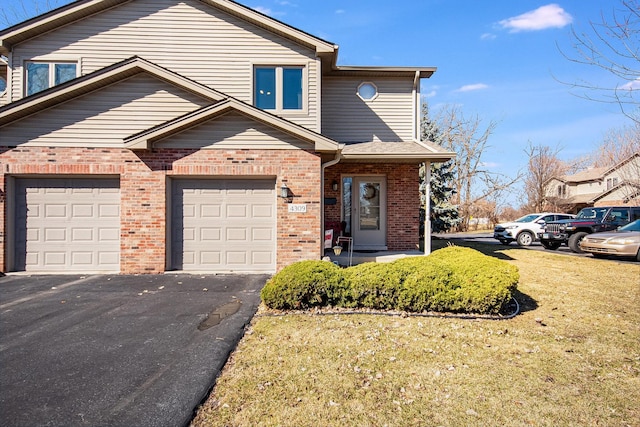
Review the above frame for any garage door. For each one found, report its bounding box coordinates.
[14,178,120,272]
[172,179,276,272]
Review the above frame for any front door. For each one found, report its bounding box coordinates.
[352,177,386,250]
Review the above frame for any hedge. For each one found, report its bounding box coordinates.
[260,246,519,314]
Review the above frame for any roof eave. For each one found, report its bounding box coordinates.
[327,66,437,78]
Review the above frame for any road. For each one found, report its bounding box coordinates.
[441,232,638,264]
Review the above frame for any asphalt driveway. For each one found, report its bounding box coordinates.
[0,273,267,427]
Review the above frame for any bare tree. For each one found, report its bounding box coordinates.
[437,105,522,231]
[590,121,640,167]
[1,0,62,27]
[523,142,567,212]
[559,0,640,123]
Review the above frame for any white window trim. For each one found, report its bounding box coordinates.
[252,63,308,114]
[24,59,79,96]
[0,55,8,98]
[357,81,378,102]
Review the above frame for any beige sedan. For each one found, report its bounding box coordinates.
[580,219,640,261]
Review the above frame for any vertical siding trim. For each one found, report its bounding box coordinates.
[316,57,322,133]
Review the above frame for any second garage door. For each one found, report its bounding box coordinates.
[171,179,276,272]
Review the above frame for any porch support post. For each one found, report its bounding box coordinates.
[423,160,432,255]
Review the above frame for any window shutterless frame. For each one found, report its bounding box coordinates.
[253,65,306,112]
[25,61,77,96]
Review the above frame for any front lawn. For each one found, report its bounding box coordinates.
[192,243,640,427]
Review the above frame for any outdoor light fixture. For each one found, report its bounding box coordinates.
[280,183,289,199]
[332,181,338,191]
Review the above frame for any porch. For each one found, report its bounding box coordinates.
[324,248,424,267]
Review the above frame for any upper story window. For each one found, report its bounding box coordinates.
[0,57,7,95]
[254,66,303,111]
[606,177,619,190]
[357,82,378,101]
[26,61,77,96]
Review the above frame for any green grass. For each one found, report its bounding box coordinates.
[192,242,640,427]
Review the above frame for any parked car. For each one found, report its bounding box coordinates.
[579,219,640,261]
[493,213,575,246]
[539,206,640,253]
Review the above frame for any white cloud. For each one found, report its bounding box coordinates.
[335,9,345,14]
[499,4,572,32]
[621,78,640,90]
[456,83,489,93]
[423,90,437,98]
[253,6,273,15]
[481,33,497,41]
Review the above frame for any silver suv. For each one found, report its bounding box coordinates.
[493,213,575,246]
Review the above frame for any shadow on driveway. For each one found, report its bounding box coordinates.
[0,273,267,427]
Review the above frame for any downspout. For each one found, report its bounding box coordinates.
[412,70,420,141]
[321,147,343,257]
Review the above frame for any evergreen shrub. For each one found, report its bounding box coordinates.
[260,260,346,309]
[261,246,519,314]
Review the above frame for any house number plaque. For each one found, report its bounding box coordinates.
[288,204,307,213]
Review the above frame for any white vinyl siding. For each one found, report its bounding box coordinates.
[14,178,120,272]
[171,179,276,272]
[0,73,212,147]
[9,0,318,130]
[153,111,310,150]
[322,77,414,142]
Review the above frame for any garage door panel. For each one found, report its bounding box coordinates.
[99,204,119,217]
[201,204,221,218]
[45,228,67,241]
[72,228,94,241]
[72,205,94,217]
[72,252,94,265]
[99,228,119,241]
[252,205,273,217]
[45,204,67,217]
[200,252,221,265]
[200,228,221,241]
[226,205,247,217]
[173,179,275,272]
[252,252,273,265]
[14,178,120,272]
[252,228,273,241]
[226,228,247,241]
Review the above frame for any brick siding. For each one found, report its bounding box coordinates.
[324,163,420,250]
[0,146,321,273]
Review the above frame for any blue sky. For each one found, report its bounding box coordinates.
[1,0,636,206]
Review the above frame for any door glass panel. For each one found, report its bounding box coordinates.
[359,182,380,230]
[342,177,352,234]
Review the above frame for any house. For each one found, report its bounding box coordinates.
[545,153,640,213]
[0,0,454,274]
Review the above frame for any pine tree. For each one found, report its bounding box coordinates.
[419,103,460,234]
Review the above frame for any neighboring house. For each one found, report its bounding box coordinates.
[0,0,454,274]
[545,153,640,213]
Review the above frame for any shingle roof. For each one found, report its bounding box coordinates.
[340,140,455,163]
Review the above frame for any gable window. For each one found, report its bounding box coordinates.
[357,82,378,101]
[606,177,618,190]
[254,66,303,111]
[26,61,77,96]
